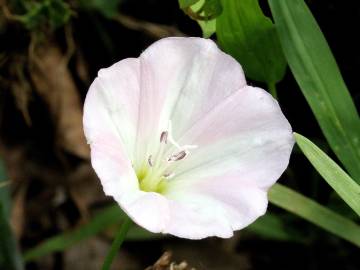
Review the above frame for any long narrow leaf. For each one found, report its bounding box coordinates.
[0,160,23,270]
[24,205,160,262]
[295,133,360,216]
[269,183,360,247]
[0,205,24,270]
[0,160,11,218]
[268,0,360,183]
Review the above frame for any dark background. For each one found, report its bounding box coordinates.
[0,0,359,269]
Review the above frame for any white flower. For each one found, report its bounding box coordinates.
[83,37,294,239]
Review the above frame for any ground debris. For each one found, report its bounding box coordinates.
[29,40,89,159]
[145,251,196,270]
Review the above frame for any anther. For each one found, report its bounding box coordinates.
[148,155,153,167]
[168,150,187,162]
[160,131,168,144]
[163,172,175,179]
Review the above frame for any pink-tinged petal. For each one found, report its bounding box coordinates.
[84,58,140,161]
[159,86,293,238]
[83,58,141,199]
[164,186,268,239]
[120,191,170,233]
[84,37,294,239]
[90,137,138,199]
[134,37,247,163]
[168,86,294,190]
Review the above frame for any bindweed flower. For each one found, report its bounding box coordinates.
[83,37,294,239]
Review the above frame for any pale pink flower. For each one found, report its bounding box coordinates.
[83,37,294,239]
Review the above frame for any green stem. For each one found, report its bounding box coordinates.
[102,217,132,270]
[268,82,278,99]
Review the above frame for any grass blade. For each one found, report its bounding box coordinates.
[295,133,360,216]
[0,160,11,218]
[24,205,159,262]
[269,183,360,247]
[0,160,24,270]
[268,0,360,182]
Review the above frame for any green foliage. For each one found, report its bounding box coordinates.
[199,0,222,19]
[24,205,161,262]
[101,217,132,270]
[0,161,23,270]
[179,0,222,37]
[0,160,10,219]
[269,184,360,247]
[198,18,216,38]
[216,0,286,84]
[16,0,72,31]
[188,0,217,38]
[269,0,360,183]
[295,133,360,216]
[180,0,222,20]
[78,0,122,19]
[0,205,24,270]
[179,0,202,9]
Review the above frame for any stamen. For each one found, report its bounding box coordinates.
[163,172,175,179]
[160,131,168,144]
[148,155,153,167]
[168,150,187,162]
[140,122,197,192]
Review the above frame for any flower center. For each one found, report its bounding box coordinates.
[137,124,196,193]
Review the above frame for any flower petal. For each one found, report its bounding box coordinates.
[84,37,294,239]
[164,185,268,239]
[90,138,138,199]
[134,37,247,164]
[120,191,170,233]
[159,86,294,238]
[168,86,294,190]
[83,58,141,199]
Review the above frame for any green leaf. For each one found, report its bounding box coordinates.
[24,205,160,262]
[268,0,360,183]
[0,160,11,219]
[200,0,222,19]
[18,0,72,30]
[190,0,216,38]
[198,19,216,38]
[0,159,23,270]
[180,0,221,37]
[47,0,72,29]
[0,205,24,270]
[216,0,286,84]
[295,133,360,216]
[269,183,360,247]
[78,0,122,19]
[179,0,200,9]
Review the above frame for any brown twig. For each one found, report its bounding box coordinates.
[113,14,186,39]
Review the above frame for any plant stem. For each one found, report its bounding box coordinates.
[102,217,132,270]
[268,82,278,99]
